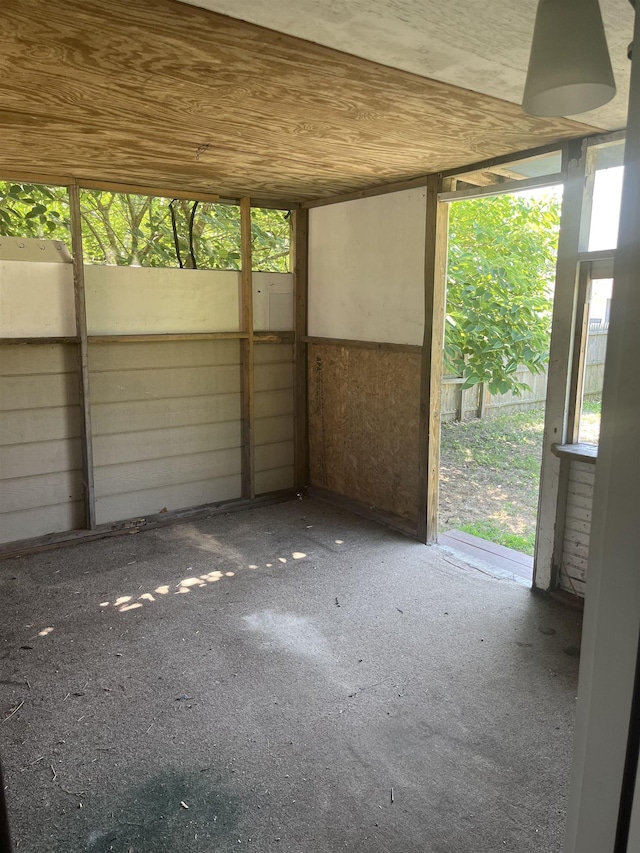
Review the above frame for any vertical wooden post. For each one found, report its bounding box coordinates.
[566,262,592,444]
[240,197,255,500]
[418,174,451,544]
[292,208,309,493]
[533,138,588,591]
[68,183,96,530]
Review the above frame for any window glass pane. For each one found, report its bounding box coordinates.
[578,278,612,444]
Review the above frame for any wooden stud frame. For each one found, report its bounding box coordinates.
[418,174,452,543]
[68,183,97,530]
[240,196,255,500]
[292,208,309,492]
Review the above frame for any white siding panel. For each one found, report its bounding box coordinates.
[90,340,243,524]
[0,343,82,544]
[96,475,242,525]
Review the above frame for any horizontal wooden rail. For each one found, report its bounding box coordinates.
[302,335,422,354]
[0,336,79,345]
[438,172,566,202]
[87,332,248,343]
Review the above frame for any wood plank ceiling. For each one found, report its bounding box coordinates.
[0,0,597,202]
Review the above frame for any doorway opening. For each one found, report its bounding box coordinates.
[437,186,563,582]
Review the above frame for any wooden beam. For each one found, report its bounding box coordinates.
[68,183,96,530]
[533,138,589,592]
[87,332,247,343]
[418,174,451,544]
[0,336,79,345]
[78,179,219,202]
[302,335,422,354]
[253,331,295,344]
[240,196,255,500]
[439,172,566,202]
[292,208,309,493]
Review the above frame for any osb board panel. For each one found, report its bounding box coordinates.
[0,0,593,202]
[308,342,421,521]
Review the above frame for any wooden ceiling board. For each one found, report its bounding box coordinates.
[0,0,597,202]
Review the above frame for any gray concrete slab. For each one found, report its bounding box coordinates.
[0,498,582,852]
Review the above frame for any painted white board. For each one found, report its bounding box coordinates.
[0,260,76,337]
[308,188,427,345]
[253,272,293,331]
[84,265,241,334]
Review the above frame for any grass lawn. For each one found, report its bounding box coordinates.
[439,400,601,556]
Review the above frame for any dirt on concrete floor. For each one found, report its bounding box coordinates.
[0,499,582,853]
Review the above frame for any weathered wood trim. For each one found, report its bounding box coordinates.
[552,443,598,464]
[418,174,451,543]
[567,263,592,443]
[68,183,96,530]
[0,490,298,561]
[439,140,570,181]
[309,485,419,539]
[302,175,432,209]
[87,332,248,343]
[240,196,255,500]
[253,331,295,344]
[438,172,566,202]
[292,208,309,492]
[534,138,589,592]
[302,335,422,354]
[78,179,219,203]
[0,170,75,187]
[0,336,79,345]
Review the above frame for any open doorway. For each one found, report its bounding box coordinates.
[437,186,562,581]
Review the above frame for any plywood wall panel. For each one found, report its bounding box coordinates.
[308,342,421,522]
[308,188,427,345]
[0,0,592,201]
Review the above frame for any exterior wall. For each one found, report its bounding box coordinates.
[254,343,294,495]
[89,339,243,524]
[559,459,595,598]
[0,343,84,543]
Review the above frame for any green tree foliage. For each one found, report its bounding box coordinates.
[445,192,560,396]
[0,182,70,240]
[0,182,290,272]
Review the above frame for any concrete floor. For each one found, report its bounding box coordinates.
[0,498,582,853]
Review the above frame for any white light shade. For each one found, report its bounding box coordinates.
[523,0,616,116]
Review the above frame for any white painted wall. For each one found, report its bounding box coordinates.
[84,265,241,334]
[0,260,76,337]
[252,272,293,331]
[308,188,427,346]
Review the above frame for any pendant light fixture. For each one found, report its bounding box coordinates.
[523,0,616,116]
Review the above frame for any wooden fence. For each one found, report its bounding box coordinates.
[441,328,607,422]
